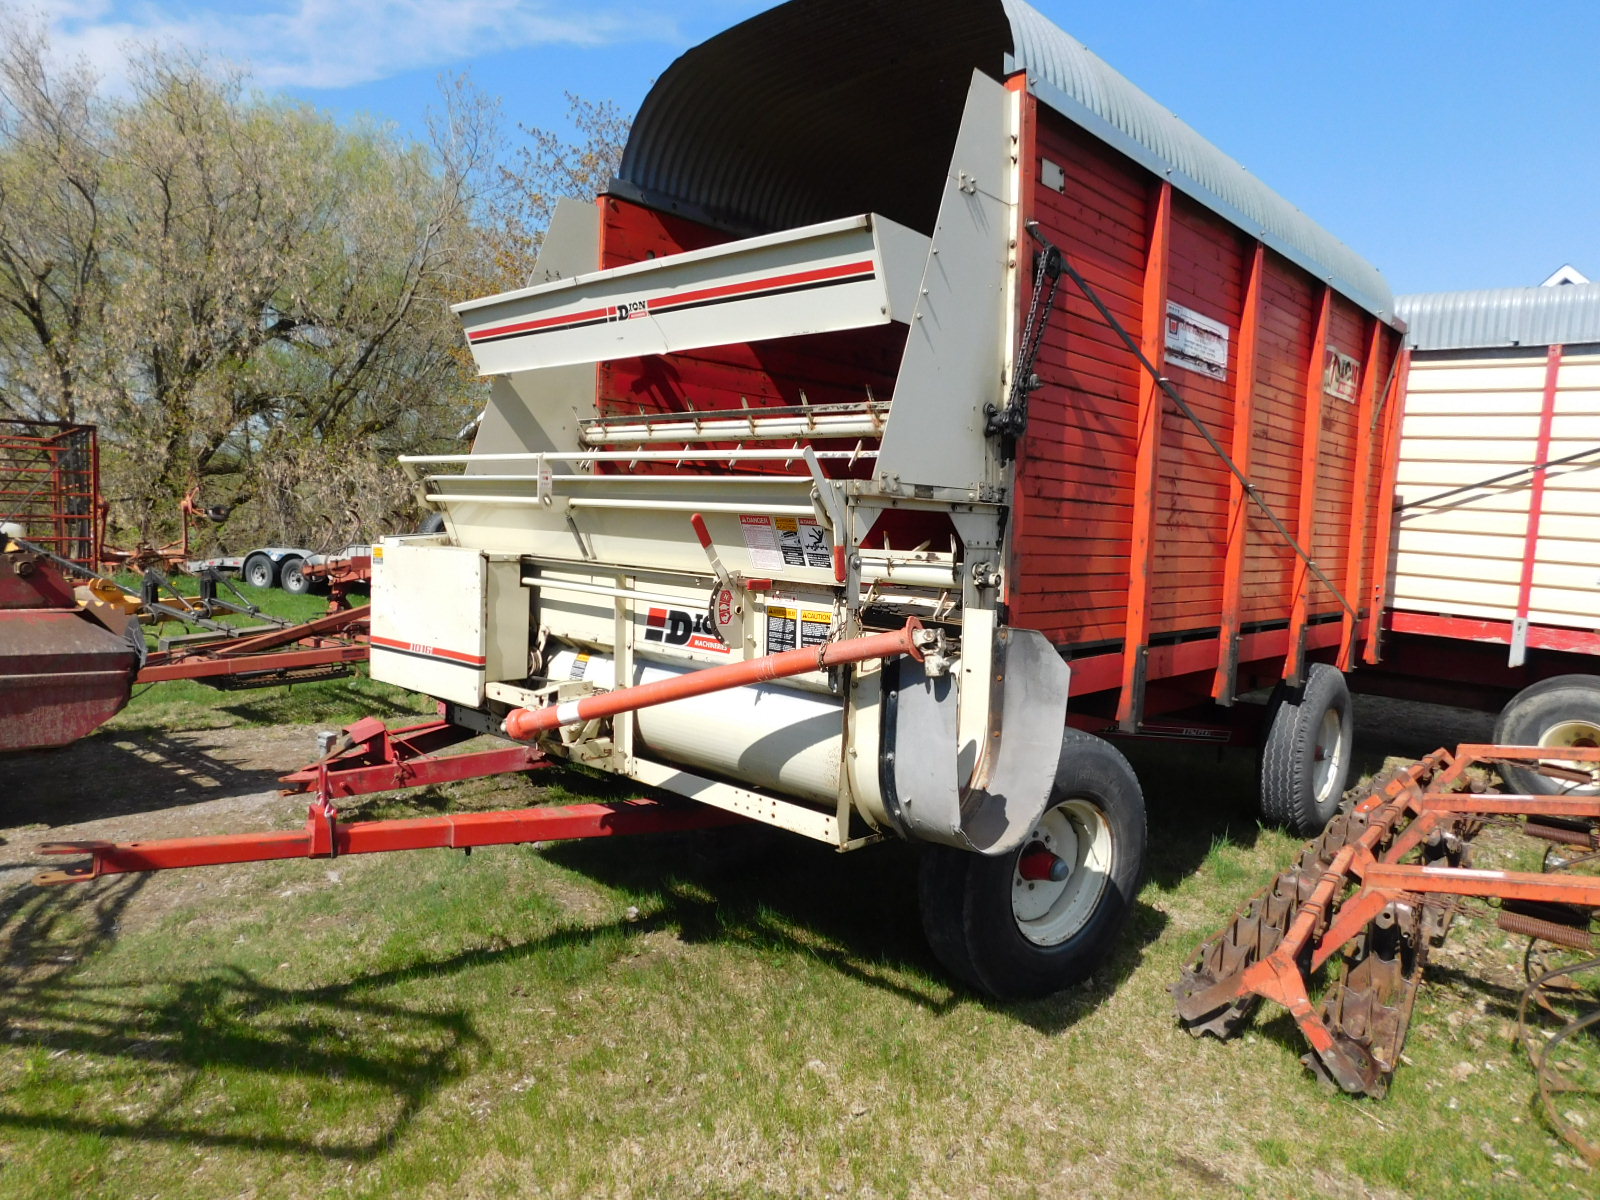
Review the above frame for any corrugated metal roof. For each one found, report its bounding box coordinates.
[616,0,1395,319]
[1396,283,1600,351]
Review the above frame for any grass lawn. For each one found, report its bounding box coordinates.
[0,587,1593,1197]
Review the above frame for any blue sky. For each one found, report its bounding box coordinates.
[31,1,1600,295]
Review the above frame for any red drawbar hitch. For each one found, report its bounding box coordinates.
[35,620,929,887]
[35,795,745,885]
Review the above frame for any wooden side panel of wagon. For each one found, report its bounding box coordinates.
[1008,93,1405,722]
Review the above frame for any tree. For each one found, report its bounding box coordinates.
[0,23,107,424]
[0,19,630,555]
[0,23,495,550]
[478,93,630,294]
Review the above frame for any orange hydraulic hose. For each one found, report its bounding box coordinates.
[503,618,927,741]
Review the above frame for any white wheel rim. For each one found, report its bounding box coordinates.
[1011,799,1113,947]
[1312,708,1345,804]
[1536,719,1600,792]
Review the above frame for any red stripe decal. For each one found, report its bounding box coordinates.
[646,260,877,314]
[371,636,486,666]
[467,303,613,343]
[466,260,877,344]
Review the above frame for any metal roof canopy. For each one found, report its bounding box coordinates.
[616,0,1395,321]
[1397,283,1600,352]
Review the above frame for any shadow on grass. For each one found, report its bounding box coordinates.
[219,678,434,727]
[5,733,290,827]
[0,876,484,1161]
[545,822,1167,1035]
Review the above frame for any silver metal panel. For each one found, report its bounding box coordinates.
[889,627,1071,855]
[616,0,1395,320]
[877,73,1015,491]
[455,215,926,376]
[1001,0,1393,321]
[1398,283,1600,351]
[526,197,600,287]
[370,542,488,706]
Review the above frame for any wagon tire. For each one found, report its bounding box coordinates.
[279,555,311,595]
[417,511,446,535]
[242,553,276,590]
[1494,674,1600,796]
[917,728,1146,1000]
[1259,663,1353,835]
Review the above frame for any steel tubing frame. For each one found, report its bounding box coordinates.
[34,796,746,885]
[502,618,927,740]
[33,712,749,886]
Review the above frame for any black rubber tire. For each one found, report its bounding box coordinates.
[917,727,1147,1000]
[242,553,276,589]
[1259,662,1354,835]
[278,555,311,595]
[1494,674,1600,796]
[417,511,447,535]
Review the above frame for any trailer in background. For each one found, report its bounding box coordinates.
[187,543,372,597]
[1358,282,1600,794]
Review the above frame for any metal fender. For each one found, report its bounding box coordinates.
[882,627,1070,854]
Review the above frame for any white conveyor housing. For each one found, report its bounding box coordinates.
[453,214,930,376]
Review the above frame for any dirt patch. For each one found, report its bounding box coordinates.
[4,723,326,830]
[0,725,332,921]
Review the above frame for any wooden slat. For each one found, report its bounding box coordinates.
[1285,285,1331,683]
[1116,180,1172,730]
[1364,350,1410,664]
[1338,316,1384,669]
[1213,241,1264,701]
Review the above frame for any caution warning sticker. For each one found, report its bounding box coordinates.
[765,605,833,654]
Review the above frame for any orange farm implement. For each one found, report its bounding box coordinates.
[1174,744,1600,1126]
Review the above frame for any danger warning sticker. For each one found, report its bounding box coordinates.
[765,605,833,654]
[775,516,832,570]
[740,513,832,571]
[739,515,784,570]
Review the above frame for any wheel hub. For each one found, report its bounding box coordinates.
[1312,708,1345,804]
[1537,720,1600,787]
[1018,844,1070,882]
[1011,799,1113,946]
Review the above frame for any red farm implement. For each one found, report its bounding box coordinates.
[0,419,102,568]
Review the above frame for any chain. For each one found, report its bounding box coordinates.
[985,223,1062,462]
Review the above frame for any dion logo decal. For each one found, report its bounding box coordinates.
[643,607,729,653]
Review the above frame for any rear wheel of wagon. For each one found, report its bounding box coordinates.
[1259,662,1353,835]
[917,728,1147,1000]
[1494,674,1600,796]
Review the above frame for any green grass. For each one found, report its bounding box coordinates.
[2,622,1594,1196]
[108,574,436,734]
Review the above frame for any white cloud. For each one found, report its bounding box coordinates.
[23,0,684,90]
